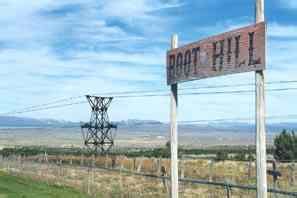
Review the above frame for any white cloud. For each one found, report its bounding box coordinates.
[269,23,297,38]
[195,21,297,41]
[99,0,182,19]
[268,40,297,72]
[97,0,183,36]
[72,50,164,66]
[0,0,296,123]
[194,18,250,39]
[279,0,297,9]
[0,0,178,121]
[0,0,147,48]
[0,44,165,116]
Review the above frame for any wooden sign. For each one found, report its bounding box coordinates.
[166,22,266,85]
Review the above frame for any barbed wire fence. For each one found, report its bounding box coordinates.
[1,153,297,197]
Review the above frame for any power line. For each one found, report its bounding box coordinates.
[2,80,297,116]
[3,101,87,115]
[7,95,86,114]
[183,80,297,88]
[179,114,297,124]
[1,86,297,116]
[113,87,297,98]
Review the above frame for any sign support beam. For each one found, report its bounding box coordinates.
[170,34,179,198]
[255,0,267,197]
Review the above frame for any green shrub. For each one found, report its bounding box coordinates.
[274,129,297,161]
[216,151,228,161]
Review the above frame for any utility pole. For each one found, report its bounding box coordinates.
[255,0,267,197]
[170,34,178,198]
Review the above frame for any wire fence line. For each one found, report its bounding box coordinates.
[87,164,297,197]
[1,154,297,197]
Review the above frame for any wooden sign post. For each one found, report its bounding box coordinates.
[170,34,179,198]
[167,1,267,197]
[255,0,267,197]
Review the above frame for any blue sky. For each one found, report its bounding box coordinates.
[0,0,296,122]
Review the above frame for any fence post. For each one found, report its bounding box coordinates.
[7,157,10,173]
[209,159,214,182]
[92,154,95,195]
[0,155,3,170]
[80,154,84,166]
[161,165,168,193]
[153,158,158,173]
[18,155,22,173]
[180,159,185,179]
[111,155,116,169]
[180,158,185,195]
[119,156,123,196]
[137,158,143,173]
[157,158,161,175]
[133,158,136,171]
[248,159,252,180]
[225,184,231,198]
[60,158,63,177]
[70,156,73,165]
[289,163,295,186]
[105,154,108,168]
[87,160,91,195]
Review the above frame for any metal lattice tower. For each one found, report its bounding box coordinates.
[81,95,117,153]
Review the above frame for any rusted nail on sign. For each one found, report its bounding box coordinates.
[167,22,266,85]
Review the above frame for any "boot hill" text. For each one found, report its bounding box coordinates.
[166,22,266,85]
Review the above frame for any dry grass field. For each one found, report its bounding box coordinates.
[1,155,296,197]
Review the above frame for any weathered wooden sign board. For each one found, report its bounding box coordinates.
[166,22,266,85]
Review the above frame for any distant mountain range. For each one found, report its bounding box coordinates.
[0,116,78,128]
[0,116,163,128]
[0,116,296,134]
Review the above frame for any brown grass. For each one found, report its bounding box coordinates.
[1,155,296,197]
